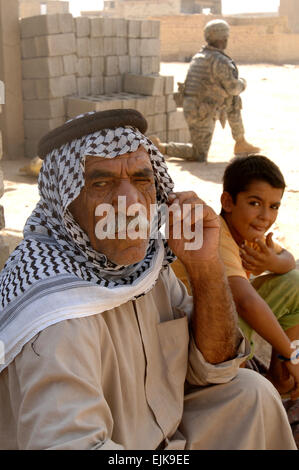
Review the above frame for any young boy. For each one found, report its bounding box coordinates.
[219,155,299,398]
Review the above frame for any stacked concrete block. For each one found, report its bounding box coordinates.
[167,109,190,143]
[89,17,128,94]
[20,13,77,157]
[20,13,185,153]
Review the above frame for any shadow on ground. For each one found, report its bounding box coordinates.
[165,156,229,184]
[2,159,38,185]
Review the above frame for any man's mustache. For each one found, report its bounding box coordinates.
[95,211,150,239]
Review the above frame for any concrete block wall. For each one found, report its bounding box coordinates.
[21,13,76,157]
[65,75,189,143]
[20,13,189,156]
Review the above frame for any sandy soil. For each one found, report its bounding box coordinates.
[1,63,298,365]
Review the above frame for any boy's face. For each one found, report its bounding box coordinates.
[221,180,284,244]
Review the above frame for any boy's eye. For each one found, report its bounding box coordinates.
[249,201,260,206]
[271,204,280,210]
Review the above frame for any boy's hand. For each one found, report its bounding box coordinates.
[240,232,278,275]
[285,361,299,400]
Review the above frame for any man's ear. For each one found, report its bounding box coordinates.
[221,191,234,213]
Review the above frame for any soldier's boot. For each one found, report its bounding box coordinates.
[19,156,43,177]
[234,138,260,156]
[148,135,167,155]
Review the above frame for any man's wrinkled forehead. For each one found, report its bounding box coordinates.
[84,146,153,178]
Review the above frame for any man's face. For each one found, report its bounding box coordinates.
[222,180,283,245]
[69,146,157,266]
[209,35,228,50]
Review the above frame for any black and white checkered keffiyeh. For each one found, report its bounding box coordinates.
[0,117,175,371]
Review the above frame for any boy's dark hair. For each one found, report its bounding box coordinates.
[222,155,286,203]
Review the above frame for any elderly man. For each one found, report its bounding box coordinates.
[0,110,296,450]
[153,19,260,162]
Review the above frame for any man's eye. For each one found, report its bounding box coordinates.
[134,178,153,184]
[94,181,108,188]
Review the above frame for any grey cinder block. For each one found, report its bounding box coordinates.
[77,77,91,97]
[24,117,65,140]
[129,57,141,74]
[24,139,39,158]
[113,18,128,37]
[118,56,130,74]
[23,98,65,119]
[77,58,91,77]
[167,110,187,130]
[77,37,90,57]
[22,57,64,79]
[128,20,141,38]
[128,39,141,57]
[154,96,166,114]
[163,75,174,95]
[104,56,119,76]
[91,77,104,95]
[140,20,160,39]
[154,113,167,132]
[139,39,160,57]
[103,37,117,56]
[123,73,164,96]
[75,17,90,38]
[21,14,60,38]
[166,94,177,112]
[63,55,77,75]
[23,33,77,58]
[90,17,114,37]
[36,75,77,99]
[91,57,104,76]
[103,76,122,94]
[89,38,105,57]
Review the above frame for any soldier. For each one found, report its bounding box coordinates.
[152,19,260,162]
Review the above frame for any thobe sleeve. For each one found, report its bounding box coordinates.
[13,316,124,450]
[167,265,251,386]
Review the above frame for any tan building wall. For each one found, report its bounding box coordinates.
[279,0,299,33]
[19,0,69,19]
[153,14,299,64]
[104,0,181,18]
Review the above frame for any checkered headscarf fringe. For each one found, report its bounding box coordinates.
[0,122,175,312]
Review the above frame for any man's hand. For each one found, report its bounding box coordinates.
[167,191,220,268]
[240,233,278,275]
[167,192,239,364]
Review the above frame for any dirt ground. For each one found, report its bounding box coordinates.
[1,63,299,365]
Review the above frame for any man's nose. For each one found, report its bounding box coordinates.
[112,179,139,208]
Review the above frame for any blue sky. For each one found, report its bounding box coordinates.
[68,0,280,17]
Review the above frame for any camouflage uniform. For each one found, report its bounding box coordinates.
[166,44,247,161]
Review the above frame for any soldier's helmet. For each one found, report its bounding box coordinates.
[204,19,230,44]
